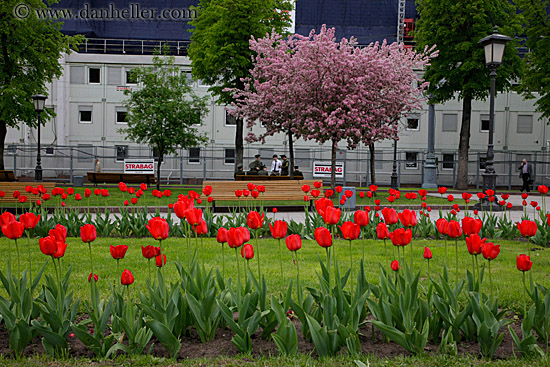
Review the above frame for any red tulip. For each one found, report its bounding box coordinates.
[53,241,67,259]
[315,198,334,217]
[376,222,390,240]
[243,189,249,197]
[418,189,428,197]
[142,245,160,259]
[340,221,360,241]
[462,216,482,236]
[522,193,529,200]
[241,243,254,259]
[339,199,346,206]
[0,212,16,226]
[462,192,472,200]
[447,220,462,238]
[80,224,97,243]
[447,195,454,202]
[217,228,228,243]
[128,187,135,194]
[239,227,251,242]
[75,193,82,201]
[465,234,486,256]
[235,190,242,198]
[84,188,92,198]
[227,227,244,248]
[124,200,129,206]
[506,202,512,209]
[247,183,256,191]
[131,197,138,205]
[517,220,537,238]
[538,185,549,195]
[18,196,27,204]
[314,181,322,189]
[423,247,432,260]
[49,224,67,242]
[301,185,311,193]
[39,236,58,256]
[359,191,365,198]
[156,254,167,267]
[335,186,343,194]
[482,242,500,261]
[88,273,99,282]
[140,183,148,191]
[389,228,412,247]
[121,269,134,285]
[146,217,169,240]
[398,209,417,228]
[19,213,40,230]
[195,220,208,235]
[2,221,25,240]
[247,211,264,230]
[391,260,399,271]
[324,189,334,198]
[315,227,332,248]
[207,197,213,203]
[118,182,127,192]
[272,207,278,213]
[531,201,538,208]
[311,189,320,198]
[375,199,381,205]
[251,190,259,199]
[185,208,203,226]
[501,193,510,200]
[285,234,302,252]
[438,187,447,195]
[381,208,398,225]
[405,192,417,200]
[110,244,129,260]
[269,220,288,239]
[257,185,265,193]
[344,190,353,198]
[0,191,4,198]
[12,190,20,198]
[163,190,172,198]
[353,210,369,227]
[366,191,373,198]
[100,189,109,197]
[322,206,341,225]
[516,254,533,272]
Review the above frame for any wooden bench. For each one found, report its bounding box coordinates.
[201,180,316,208]
[0,170,17,182]
[87,172,156,185]
[235,175,304,181]
[0,182,56,203]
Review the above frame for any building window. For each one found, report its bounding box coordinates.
[107,67,121,85]
[77,145,93,162]
[70,66,85,84]
[45,147,55,155]
[442,113,458,132]
[188,147,200,164]
[517,115,533,134]
[116,108,127,124]
[116,145,128,162]
[224,148,235,164]
[480,114,490,132]
[79,106,93,124]
[182,70,193,85]
[406,116,419,131]
[225,110,237,126]
[442,153,454,170]
[126,68,137,84]
[405,152,418,169]
[6,144,17,155]
[89,67,100,84]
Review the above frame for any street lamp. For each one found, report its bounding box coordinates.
[478,27,511,192]
[32,94,47,182]
[390,138,399,189]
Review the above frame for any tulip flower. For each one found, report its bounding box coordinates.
[185,208,203,227]
[141,245,160,281]
[227,227,244,249]
[465,234,486,256]
[88,273,98,283]
[39,236,58,257]
[352,210,369,228]
[462,217,482,236]
[398,209,417,228]
[315,197,334,217]
[447,195,454,202]
[146,217,169,241]
[311,189,320,198]
[118,182,127,192]
[340,221,360,286]
[195,220,208,236]
[301,185,311,193]
[121,269,134,286]
[246,211,264,230]
[285,234,303,301]
[53,242,67,259]
[269,220,288,281]
[80,223,98,276]
[423,247,432,277]
[438,187,447,195]
[390,228,412,247]
[324,189,334,198]
[315,227,332,248]
[0,211,15,226]
[391,260,399,272]
[381,208,398,225]
[517,220,537,239]
[110,244,128,260]
[376,222,390,260]
[314,181,322,189]
[322,206,341,225]
[446,220,462,284]
[285,234,301,252]
[241,243,254,260]
[19,213,40,230]
[156,254,167,268]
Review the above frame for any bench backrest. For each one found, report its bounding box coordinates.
[0,170,17,182]
[87,172,156,184]
[235,175,304,181]
[201,180,316,201]
[0,182,56,203]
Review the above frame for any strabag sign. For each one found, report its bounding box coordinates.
[124,159,155,174]
[313,161,344,178]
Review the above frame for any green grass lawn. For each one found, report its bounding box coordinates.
[1,235,545,312]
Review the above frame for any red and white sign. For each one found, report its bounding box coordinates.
[313,161,344,178]
[116,86,131,91]
[124,159,155,174]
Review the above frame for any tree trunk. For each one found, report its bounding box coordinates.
[235,117,244,169]
[288,130,294,179]
[369,143,376,186]
[330,139,337,190]
[455,96,472,190]
[0,120,6,171]
[156,150,163,190]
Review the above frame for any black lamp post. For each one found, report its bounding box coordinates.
[32,94,47,182]
[390,138,398,189]
[478,27,511,192]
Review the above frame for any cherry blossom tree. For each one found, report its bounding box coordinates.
[233,26,436,188]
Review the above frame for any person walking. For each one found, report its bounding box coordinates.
[518,158,533,192]
[280,154,289,176]
[95,158,102,173]
[270,154,281,175]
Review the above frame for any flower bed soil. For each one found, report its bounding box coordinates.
[0,317,526,361]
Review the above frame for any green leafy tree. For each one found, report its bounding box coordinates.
[517,0,550,119]
[123,53,209,189]
[187,0,292,169]
[414,0,522,189]
[0,0,81,170]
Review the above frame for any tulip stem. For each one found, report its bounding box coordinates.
[88,241,94,276]
[278,239,284,284]
[255,229,261,281]
[148,258,152,284]
[455,238,458,286]
[296,251,302,304]
[489,260,493,301]
[410,238,413,272]
[349,239,353,292]
[222,243,225,279]
[444,236,448,266]
[185,222,191,270]
[522,271,527,318]
[245,259,249,285]
[159,239,164,278]
[235,248,241,303]
[326,247,331,291]
[471,255,476,286]
[427,259,430,279]
[14,239,20,275]
[527,238,534,292]
[26,232,32,281]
